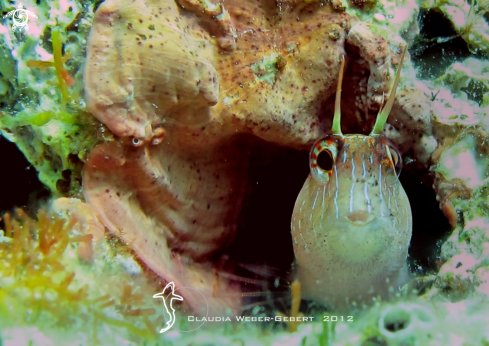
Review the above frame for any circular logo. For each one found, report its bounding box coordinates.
[12,8,29,29]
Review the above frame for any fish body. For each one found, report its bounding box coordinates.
[291,50,412,310]
[291,134,412,309]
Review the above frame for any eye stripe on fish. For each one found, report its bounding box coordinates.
[291,48,412,310]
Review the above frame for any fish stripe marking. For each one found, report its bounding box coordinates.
[349,157,355,213]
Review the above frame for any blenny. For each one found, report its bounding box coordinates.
[291,49,412,310]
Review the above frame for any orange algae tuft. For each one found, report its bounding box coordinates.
[0,208,163,343]
[277,280,303,333]
[53,28,72,104]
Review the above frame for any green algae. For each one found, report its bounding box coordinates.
[0,0,98,196]
[0,108,97,196]
[251,54,281,86]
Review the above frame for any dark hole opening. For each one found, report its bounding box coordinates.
[219,138,308,315]
[385,321,406,332]
[383,309,411,332]
[400,169,452,276]
[222,139,307,269]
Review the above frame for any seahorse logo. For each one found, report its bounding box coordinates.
[3,3,37,32]
[153,282,184,333]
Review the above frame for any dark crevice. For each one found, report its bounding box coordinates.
[410,9,472,79]
[217,139,308,313]
[400,170,452,276]
[223,139,307,271]
[0,135,50,219]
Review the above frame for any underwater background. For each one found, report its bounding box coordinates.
[1,0,489,345]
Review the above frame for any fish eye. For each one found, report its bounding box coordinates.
[317,150,334,171]
[309,137,338,184]
[132,137,144,147]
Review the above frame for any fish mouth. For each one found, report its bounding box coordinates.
[345,211,375,225]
